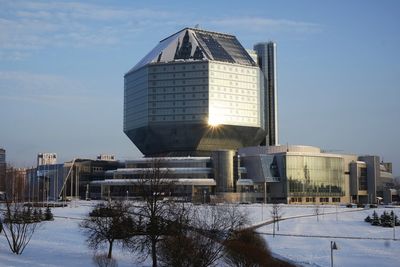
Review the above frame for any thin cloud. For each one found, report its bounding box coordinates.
[209,17,322,34]
[0,71,92,105]
[0,0,175,57]
[0,1,322,60]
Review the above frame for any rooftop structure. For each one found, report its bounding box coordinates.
[37,153,57,166]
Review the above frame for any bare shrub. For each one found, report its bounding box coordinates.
[92,253,118,267]
[2,197,41,254]
[224,229,271,267]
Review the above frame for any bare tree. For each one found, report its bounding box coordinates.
[126,159,176,267]
[158,204,247,267]
[313,204,321,222]
[270,203,283,237]
[1,196,41,254]
[126,160,248,267]
[80,201,135,259]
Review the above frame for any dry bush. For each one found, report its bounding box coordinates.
[92,253,118,267]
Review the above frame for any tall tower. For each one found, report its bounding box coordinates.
[0,148,6,192]
[254,42,278,146]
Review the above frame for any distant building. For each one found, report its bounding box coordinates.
[239,145,395,204]
[37,153,57,166]
[61,158,123,200]
[97,154,116,161]
[93,156,218,202]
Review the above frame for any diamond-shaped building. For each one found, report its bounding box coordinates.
[124,28,267,156]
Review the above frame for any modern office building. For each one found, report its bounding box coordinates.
[93,145,395,204]
[61,158,123,200]
[92,150,244,202]
[253,42,278,146]
[124,27,267,157]
[238,145,395,204]
[113,27,396,204]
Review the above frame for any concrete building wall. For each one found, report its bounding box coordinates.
[359,156,379,203]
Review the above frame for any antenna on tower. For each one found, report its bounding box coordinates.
[194,24,200,29]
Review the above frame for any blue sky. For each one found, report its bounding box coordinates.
[0,0,399,175]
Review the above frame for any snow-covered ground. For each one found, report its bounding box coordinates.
[0,202,399,267]
[258,206,400,267]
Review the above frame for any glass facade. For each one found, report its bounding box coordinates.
[358,167,368,190]
[146,62,209,123]
[286,155,345,197]
[209,62,260,127]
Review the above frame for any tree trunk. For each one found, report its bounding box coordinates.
[273,221,276,237]
[152,239,157,267]
[108,240,113,259]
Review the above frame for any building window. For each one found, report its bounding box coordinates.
[306,197,316,203]
[359,168,368,191]
[320,197,329,203]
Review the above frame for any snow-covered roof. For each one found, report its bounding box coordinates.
[126,157,211,163]
[127,27,256,73]
[236,179,254,186]
[91,178,216,186]
[112,167,213,174]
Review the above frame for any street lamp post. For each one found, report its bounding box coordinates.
[393,212,396,240]
[331,241,338,267]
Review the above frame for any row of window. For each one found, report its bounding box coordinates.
[149,115,259,124]
[291,197,341,203]
[209,86,257,95]
[150,100,207,108]
[210,71,257,82]
[150,71,207,80]
[210,79,256,89]
[209,63,257,75]
[150,114,205,122]
[151,79,207,86]
[150,108,207,115]
[210,93,256,103]
[150,63,207,72]
[152,85,207,93]
[151,93,207,100]
[210,101,257,111]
